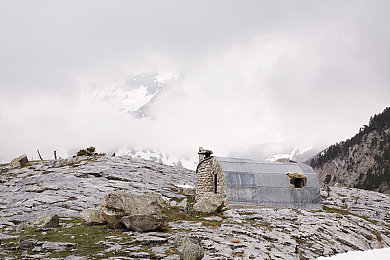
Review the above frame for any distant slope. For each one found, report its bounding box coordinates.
[309,107,390,193]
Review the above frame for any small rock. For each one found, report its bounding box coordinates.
[105,243,122,253]
[182,188,196,197]
[193,192,224,214]
[41,241,77,252]
[10,154,28,168]
[15,222,30,231]
[151,245,170,254]
[31,213,59,228]
[18,238,38,250]
[178,198,188,208]
[203,216,222,221]
[170,200,178,207]
[81,209,107,225]
[174,234,204,260]
[64,255,88,260]
[129,252,153,258]
[96,240,118,248]
[133,235,168,245]
[32,246,42,252]
[0,233,18,240]
[23,253,49,259]
[179,198,191,214]
[321,190,329,197]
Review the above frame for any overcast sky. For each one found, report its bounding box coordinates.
[1,0,389,163]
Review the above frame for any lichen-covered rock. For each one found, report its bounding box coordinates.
[31,213,59,228]
[175,234,204,260]
[81,209,106,225]
[101,191,165,231]
[121,214,165,232]
[10,154,28,168]
[193,192,224,214]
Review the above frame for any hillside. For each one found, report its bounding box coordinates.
[309,107,390,193]
[1,156,390,259]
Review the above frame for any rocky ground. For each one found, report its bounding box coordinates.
[1,156,390,259]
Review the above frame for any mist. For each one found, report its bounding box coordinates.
[1,1,389,166]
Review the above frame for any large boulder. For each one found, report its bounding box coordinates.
[175,234,204,260]
[121,214,165,232]
[101,191,166,231]
[193,192,224,214]
[81,209,107,225]
[10,154,28,168]
[31,213,59,228]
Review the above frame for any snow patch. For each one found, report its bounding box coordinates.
[175,184,195,189]
[317,247,390,259]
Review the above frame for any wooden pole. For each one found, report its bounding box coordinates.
[37,149,43,161]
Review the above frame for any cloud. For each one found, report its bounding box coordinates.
[1,1,390,164]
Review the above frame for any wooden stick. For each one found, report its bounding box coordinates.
[37,149,43,161]
[54,150,57,160]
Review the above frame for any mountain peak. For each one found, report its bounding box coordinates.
[90,72,164,118]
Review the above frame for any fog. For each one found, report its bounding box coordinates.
[1,1,389,165]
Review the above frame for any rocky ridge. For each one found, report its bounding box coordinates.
[0,156,194,227]
[0,156,390,259]
[309,107,390,193]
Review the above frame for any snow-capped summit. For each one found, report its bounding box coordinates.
[90,72,163,118]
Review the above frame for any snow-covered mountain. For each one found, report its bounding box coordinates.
[87,72,198,168]
[90,72,163,118]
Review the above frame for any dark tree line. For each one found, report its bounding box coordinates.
[356,137,390,191]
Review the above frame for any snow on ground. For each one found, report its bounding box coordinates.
[317,247,390,259]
